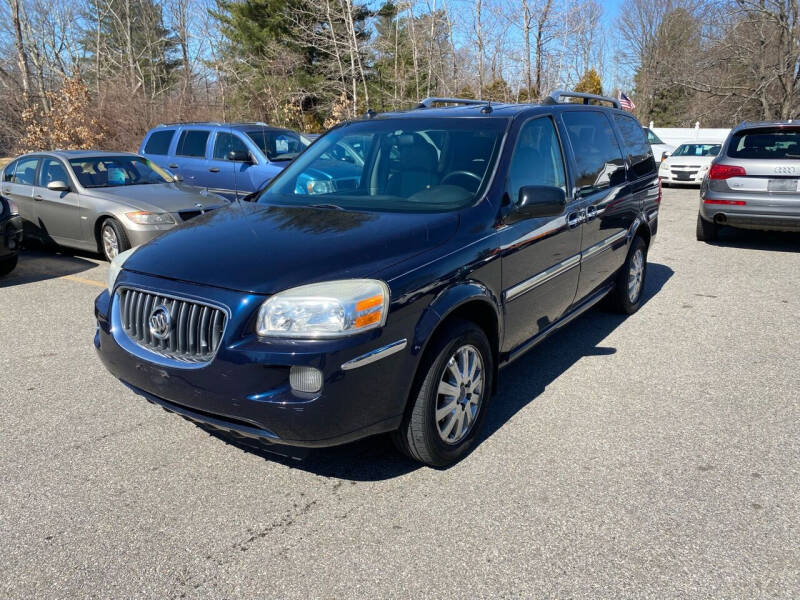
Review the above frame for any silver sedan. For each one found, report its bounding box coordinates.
[1,150,229,260]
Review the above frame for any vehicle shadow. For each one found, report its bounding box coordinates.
[0,245,100,287]
[206,262,674,481]
[708,228,800,252]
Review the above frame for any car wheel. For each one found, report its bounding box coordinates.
[393,319,494,468]
[100,218,131,261]
[696,213,718,242]
[0,254,17,276]
[609,236,648,315]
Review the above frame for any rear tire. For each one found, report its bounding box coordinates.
[0,254,17,276]
[99,218,131,261]
[696,213,718,242]
[393,319,494,468]
[609,236,648,315]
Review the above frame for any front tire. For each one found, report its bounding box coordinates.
[99,218,131,261]
[0,254,17,276]
[696,213,718,242]
[609,236,648,314]
[393,319,494,468]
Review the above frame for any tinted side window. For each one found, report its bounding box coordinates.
[3,160,18,182]
[14,157,40,185]
[176,130,210,158]
[507,117,566,203]
[212,132,249,160]
[563,111,626,193]
[614,114,656,179]
[39,158,70,186]
[145,130,175,155]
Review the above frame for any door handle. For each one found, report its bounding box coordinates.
[169,164,179,169]
[567,211,585,228]
[208,167,220,173]
[34,195,43,201]
[586,205,597,222]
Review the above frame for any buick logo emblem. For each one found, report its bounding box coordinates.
[148,305,172,340]
[775,166,795,174]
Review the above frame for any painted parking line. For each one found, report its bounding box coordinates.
[63,275,106,289]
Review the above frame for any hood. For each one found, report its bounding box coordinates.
[84,183,227,213]
[123,202,459,295]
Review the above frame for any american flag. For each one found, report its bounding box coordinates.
[619,92,636,111]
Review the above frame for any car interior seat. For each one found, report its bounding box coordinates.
[385,134,439,197]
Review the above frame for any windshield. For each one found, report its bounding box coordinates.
[645,128,664,145]
[246,129,308,161]
[258,118,507,212]
[727,128,800,159]
[69,156,172,188]
[673,143,721,157]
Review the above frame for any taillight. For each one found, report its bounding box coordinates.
[704,199,746,205]
[708,164,746,180]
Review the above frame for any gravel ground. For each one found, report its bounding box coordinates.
[1,187,799,599]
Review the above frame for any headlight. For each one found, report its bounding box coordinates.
[257,279,390,338]
[125,211,175,225]
[107,247,138,293]
[306,180,334,195]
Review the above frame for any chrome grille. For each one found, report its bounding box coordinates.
[116,287,226,363]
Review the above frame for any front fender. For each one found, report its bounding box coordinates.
[411,280,503,359]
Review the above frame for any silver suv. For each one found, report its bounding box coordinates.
[697,122,800,241]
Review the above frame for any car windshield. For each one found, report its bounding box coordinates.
[727,128,800,159]
[245,129,308,161]
[69,156,172,188]
[258,118,508,213]
[673,143,721,157]
[645,128,664,145]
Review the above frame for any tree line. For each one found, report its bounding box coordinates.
[0,0,798,152]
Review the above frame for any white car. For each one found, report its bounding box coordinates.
[658,141,722,186]
[644,128,675,161]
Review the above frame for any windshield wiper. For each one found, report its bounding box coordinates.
[309,203,345,211]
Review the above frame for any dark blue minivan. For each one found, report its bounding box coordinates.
[140,123,310,199]
[97,92,660,467]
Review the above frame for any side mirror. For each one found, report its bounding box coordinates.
[46,180,70,192]
[511,185,567,221]
[228,150,253,163]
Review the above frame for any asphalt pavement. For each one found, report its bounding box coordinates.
[1,187,799,599]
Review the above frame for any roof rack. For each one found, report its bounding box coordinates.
[542,90,621,110]
[415,97,491,109]
[156,121,271,127]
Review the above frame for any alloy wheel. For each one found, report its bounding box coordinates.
[102,225,119,260]
[435,344,484,445]
[628,248,644,303]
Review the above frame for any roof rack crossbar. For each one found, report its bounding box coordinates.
[416,97,490,109]
[542,90,621,110]
[156,121,271,127]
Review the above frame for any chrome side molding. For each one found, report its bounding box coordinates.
[503,254,581,302]
[341,339,408,371]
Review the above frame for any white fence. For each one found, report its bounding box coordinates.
[650,123,731,146]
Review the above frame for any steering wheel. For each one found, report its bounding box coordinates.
[441,170,482,187]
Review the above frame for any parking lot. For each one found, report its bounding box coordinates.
[1,186,799,598]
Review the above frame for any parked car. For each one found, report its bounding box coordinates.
[697,122,800,241]
[140,122,310,200]
[95,91,660,467]
[659,141,721,186]
[1,151,229,261]
[0,193,23,276]
[644,127,675,161]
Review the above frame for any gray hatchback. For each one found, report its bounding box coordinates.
[697,122,800,241]
[2,151,229,260]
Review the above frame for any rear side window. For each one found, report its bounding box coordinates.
[144,130,175,155]
[13,157,40,185]
[176,130,210,158]
[727,128,800,159]
[212,132,250,160]
[563,111,626,193]
[507,116,567,203]
[614,114,656,179]
[3,160,17,182]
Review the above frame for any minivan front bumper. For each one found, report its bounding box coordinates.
[93,274,417,447]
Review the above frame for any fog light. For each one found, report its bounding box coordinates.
[290,366,323,393]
